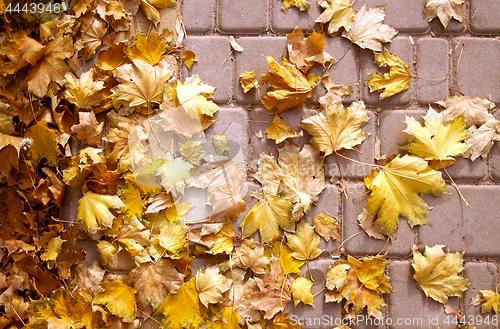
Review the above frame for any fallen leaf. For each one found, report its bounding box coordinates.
[424,0,464,29]
[155,154,194,196]
[79,14,108,61]
[313,212,340,241]
[470,290,500,313]
[140,0,176,25]
[437,95,495,128]
[281,0,309,14]
[196,266,230,307]
[464,118,500,161]
[126,31,166,65]
[77,191,125,233]
[71,111,104,147]
[239,71,259,93]
[94,280,137,322]
[176,75,219,119]
[228,36,243,52]
[316,0,355,35]
[359,155,447,238]
[3,33,46,74]
[286,221,323,261]
[342,5,398,52]
[287,27,335,72]
[366,49,411,99]
[265,115,303,144]
[182,50,197,70]
[272,241,305,274]
[200,218,235,255]
[301,92,370,155]
[412,245,469,304]
[291,277,314,306]
[260,56,319,113]
[26,120,60,166]
[116,216,150,256]
[404,107,468,169]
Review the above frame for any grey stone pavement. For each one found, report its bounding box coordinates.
[61,0,500,328]
[179,0,500,328]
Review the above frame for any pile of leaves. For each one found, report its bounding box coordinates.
[0,0,499,328]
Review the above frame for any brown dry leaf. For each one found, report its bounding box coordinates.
[342,5,398,52]
[79,14,108,61]
[63,71,104,109]
[228,36,243,52]
[126,31,167,66]
[424,0,464,29]
[437,95,495,128]
[236,241,270,274]
[3,33,46,74]
[316,0,355,35]
[464,117,500,161]
[265,115,303,144]
[287,27,335,73]
[72,111,104,147]
[112,59,174,108]
[97,42,128,70]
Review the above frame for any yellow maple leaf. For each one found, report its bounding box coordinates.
[112,59,174,108]
[120,184,143,220]
[63,71,104,109]
[281,0,309,14]
[359,155,447,238]
[291,277,314,306]
[313,212,340,241]
[200,218,234,255]
[126,31,167,65]
[240,195,292,242]
[301,92,370,155]
[239,70,258,93]
[34,289,93,328]
[40,237,63,262]
[175,75,219,119]
[366,49,411,99]
[271,240,305,274]
[158,278,210,329]
[260,56,319,113]
[286,221,323,261]
[155,154,194,195]
[471,290,500,313]
[287,27,335,73]
[140,0,176,25]
[265,115,303,144]
[315,0,355,35]
[154,219,187,258]
[195,266,230,307]
[182,50,197,70]
[405,107,468,170]
[26,120,60,166]
[94,280,137,322]
[213,307,241,329]
[412,245,469,304]
[77,191,125,234]
[116,216,150,256]
[325,255,392,319]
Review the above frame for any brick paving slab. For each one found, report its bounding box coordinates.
[182,0,215,34]
[469,0,500,34]
[451,37,500,104]
[443,157,487,181]
[271,0,321,33]
[429,16,467,35]
[324,112,375,180]
[234,36,288,105]
[464,262,498,329]
[360,37,413,107]
[343,183,415,257]
[388,261,460,329]
[218,0,269,33]
[415,37,449,105]
[420,185,500,257]
[352,0,429,33]
[182,36,233,103]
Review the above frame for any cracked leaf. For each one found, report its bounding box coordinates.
[404,107,468,169]
[316,0,355,35]
[260,56,319,113]
[301,92,370,155]
[359,155,447,238]
[412,245,469,304]
[342,5,398,52]
[425,0,464,29]
[287,27,335,73]
[366,50,411,99]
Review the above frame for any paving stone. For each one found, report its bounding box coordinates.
[324,110,375,180]
[271,0,321,34]
[451,37,500,104]
[183,0,215,34]
[181,36,233,104]
[420,185,500,257]
[464,262,498,329]
[248,105,315,171]
[429,14,467,35]
[352,0,429,33]
[287,259,343,329]
[310,36,359,105]
[343,183,415,257]
[360,37,413,107]
[415,37,449,105]
[60,185,82,223]
[304,184,340,252]
[218,0,269,33]
[379,109,426,157]
[234,36,287,105]
[470,0,500,34]
[388,261,460,329]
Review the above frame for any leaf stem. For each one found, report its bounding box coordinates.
[388,260,413,278]
[336,152,382,168]
[441,163,469,206]
[456,43,466,96]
